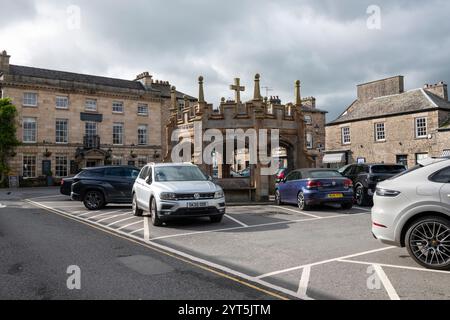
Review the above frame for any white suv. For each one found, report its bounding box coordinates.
[372,158,450,270]
[132,163,226,226]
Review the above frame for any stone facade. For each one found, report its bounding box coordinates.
[0,50,195,182]
[301,97,327,168]
[325,76,450,168]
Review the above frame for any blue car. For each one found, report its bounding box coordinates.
[275,169,354,210]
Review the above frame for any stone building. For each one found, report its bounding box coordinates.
[0,50,195,183]
[164,74,314,201]
[325,76,450,168]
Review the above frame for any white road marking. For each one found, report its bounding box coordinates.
[297,266,311,298]
[25,199,309,300]
[256,246,396,279]
[372,264,400,300]
[106,216,136,227]
[339,259,450,275]
[96,212,130,223]
[129,228,145,235]
[84,210,122,219]
[271,206,321,219]
[28,195,68,200]
[354,206,372,212]
[0,203,6,208]
[144,217,150,241]
[225,214,249,227]
[117,220,143,231]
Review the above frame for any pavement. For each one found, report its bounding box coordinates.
[1,187,449,300]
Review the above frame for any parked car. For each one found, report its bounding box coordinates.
[275,168,289,183]
[275,169,354,210]
[60,177,74,196]
[71,166,140,210]
[132,163,226,226]
[340,163,406,206]
[239,168,251,177]
[372,157,450,270]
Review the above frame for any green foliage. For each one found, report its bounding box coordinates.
[0,98,20,184]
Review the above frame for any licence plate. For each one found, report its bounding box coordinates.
[328,193,344,199]
[187,202,208,208]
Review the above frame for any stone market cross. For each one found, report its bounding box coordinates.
[230,78,245,104]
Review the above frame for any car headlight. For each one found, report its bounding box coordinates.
[160,192,177,200]
[376,188,401,197]
[214,190,225,199]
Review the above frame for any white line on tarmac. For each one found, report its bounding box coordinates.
[270,206,321,219]
[297,266,311,298]
[256,246,396,279]
[129,228,145,235]
[84,210,123,219]
[25,199,307,300]
[144,217,150,241]
[117,220,143,231]
[0,203,6,208]
[96,212,130,223]
[339,259,450,275]
[107,216,136,227]
[373,264,400,300]
[28,195,68,200]
[225,214,249,227]
[354,206,372,212]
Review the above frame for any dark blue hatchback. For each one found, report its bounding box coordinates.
[275,169,354,210]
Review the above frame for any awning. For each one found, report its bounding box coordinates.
[322,153,346,164]
[442,150,450,157]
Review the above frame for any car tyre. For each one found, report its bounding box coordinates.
[275,190,283,205]
[406,216,450,270]
[297,192,310,211]
[132,193,143,217]
[355,185,370,207]
[83,190,105,210]
[210,215,224,223]
[341,202,353,210]
[150,197,163,227]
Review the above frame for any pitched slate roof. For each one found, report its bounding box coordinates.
[7,64,196,100]
[328,89,450,125]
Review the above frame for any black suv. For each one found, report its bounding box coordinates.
[341,163,406,206]
[71,166,140,210]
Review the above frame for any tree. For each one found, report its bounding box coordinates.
[0,98,20,185]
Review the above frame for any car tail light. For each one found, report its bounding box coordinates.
[61,179,64,186]
[278,171,285,179]
[306,180,322,189]
[344,179,353,189]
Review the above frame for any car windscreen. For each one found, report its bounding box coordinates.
[308,171,342,178]
[388,165,422,180]
[371,165,406,174]
[154,166,207,182]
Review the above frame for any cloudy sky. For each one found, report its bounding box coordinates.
[1,0,450,120]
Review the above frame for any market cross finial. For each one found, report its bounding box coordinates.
[230,78,245,104]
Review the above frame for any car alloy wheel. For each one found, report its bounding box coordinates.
[150,198,163,227]
[297,192,309,211]
[406,218,450,270]
[84,191,104,210]
[355,185,365,206]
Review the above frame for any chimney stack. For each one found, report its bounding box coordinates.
[0,50,10,73]
[357,76,404,102]
[135,71,153,89]
[424,82,448,101]
[301,97,316,109]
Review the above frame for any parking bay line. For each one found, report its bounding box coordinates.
[149,213,368,241]
[338,259,450,275]
[96,212,131,223]
[84,210,123,219]
[372,264,401,300]
[107,216,137,227]
[256,246,396,279]
[224,214,248,227]
[144,217,150,241]
[117,220,143,231]
[270,206,322,219]
[297,266,311,298]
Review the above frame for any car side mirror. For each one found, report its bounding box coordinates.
[145,176,152,185]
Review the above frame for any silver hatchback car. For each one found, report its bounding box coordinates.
[372,158,450,270]
[132,163,226,226]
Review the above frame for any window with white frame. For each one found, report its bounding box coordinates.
[23,117,37,143]
[112,101,124,113]
[55,119,68,144]
[56,96,69,109]
[23,92,37,107]
[23,155,36,178]
[85,121,97,136]
[306,133,313,149]
[415,153,429,164]
[55,155,68,177]
[138,104,148,116]
[111,155,123,166]
[415,117,428,138]
[138,125,148,145]
[375,122,386,141]
[85,99,97,112]
[113,123,124,145]
[305,115,312,125]
[138,156,147,168]
[341,127,351,144]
